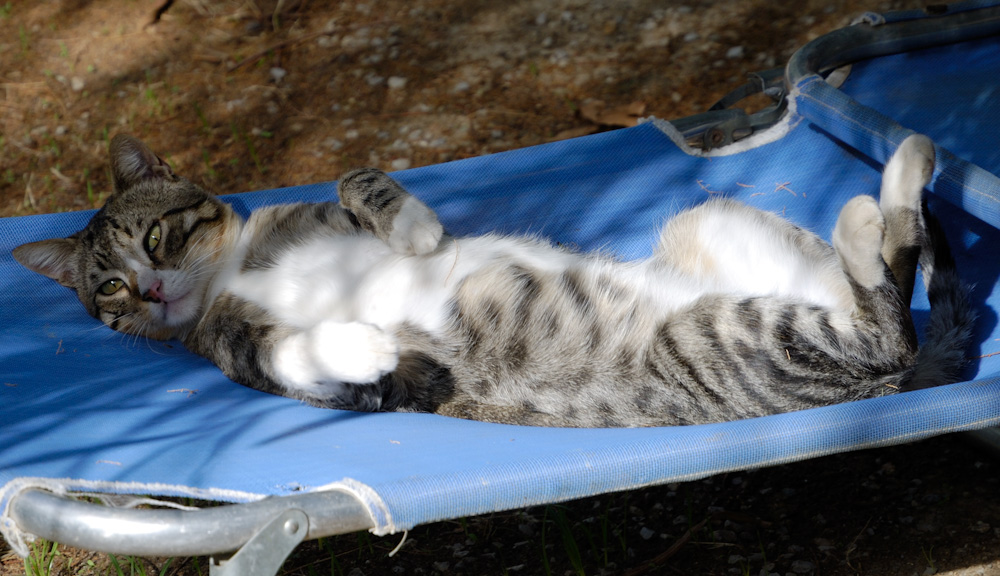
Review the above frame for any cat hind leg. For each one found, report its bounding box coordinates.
[833,194,919,356]
[879,134,934,306]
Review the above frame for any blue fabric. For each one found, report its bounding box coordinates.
[3,17,1000,538]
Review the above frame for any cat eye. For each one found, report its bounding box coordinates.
[146,223,162,253]
[99,279,125,295]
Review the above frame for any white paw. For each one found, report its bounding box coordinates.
[273,322,398,390]
[833,195,886,289]
[387,196,443,255]
[880,134,934,212]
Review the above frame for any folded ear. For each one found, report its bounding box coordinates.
[109,133,177,193]
[12,237,79,288]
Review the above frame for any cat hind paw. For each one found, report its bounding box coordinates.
[834,195,886,289]
[880,134,935,212]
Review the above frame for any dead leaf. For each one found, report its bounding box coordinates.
[551,126,600,141]
[579,99,647,127]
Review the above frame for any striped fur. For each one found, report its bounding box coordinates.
[12,134,974,427]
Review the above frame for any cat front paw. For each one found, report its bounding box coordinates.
[387,196,443,256]
[273,321,399,389]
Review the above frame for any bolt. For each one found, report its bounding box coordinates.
[284,519,300,535]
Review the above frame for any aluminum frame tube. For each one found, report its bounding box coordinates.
[7,488,374,557]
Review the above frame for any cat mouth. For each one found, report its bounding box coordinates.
[152,290,199,327]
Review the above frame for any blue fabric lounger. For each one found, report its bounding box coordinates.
[2,1,1000,567]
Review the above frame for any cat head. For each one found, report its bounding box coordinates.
[13,134,240,340]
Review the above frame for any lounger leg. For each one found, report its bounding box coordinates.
[211,509,308,576]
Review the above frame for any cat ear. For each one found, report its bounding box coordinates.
[109,134,177,192]
[12,237,79,288]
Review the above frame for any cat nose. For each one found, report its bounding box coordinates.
[143,280,165,303]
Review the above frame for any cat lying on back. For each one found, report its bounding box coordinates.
[13,134,973,427]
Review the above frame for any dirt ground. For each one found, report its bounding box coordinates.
[2,0,999,575]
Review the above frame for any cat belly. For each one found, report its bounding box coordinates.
[659,200,854,310]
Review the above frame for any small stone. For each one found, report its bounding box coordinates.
[726,45,745,59]
[453,81,470,93]
[790,559,814,574]
[388,76,408,89]
[70,77,85,91]
[639,527,655,540]
[390,158,411,170]
[269,67,287,83]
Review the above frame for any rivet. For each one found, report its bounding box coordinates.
[284,519,300,534]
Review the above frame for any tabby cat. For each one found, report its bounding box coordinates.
[13,134,973,427]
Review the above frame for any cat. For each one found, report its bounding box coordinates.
[13,133,974,427]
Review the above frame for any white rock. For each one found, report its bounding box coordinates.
[390,158,411,170]
[387,76,408,89]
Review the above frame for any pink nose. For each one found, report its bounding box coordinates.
[143,280,165,303]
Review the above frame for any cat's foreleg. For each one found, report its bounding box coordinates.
[272,320,399,386]
[185,295,398,409]
[337,168,443,255]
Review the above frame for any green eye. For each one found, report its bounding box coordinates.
[99,279,125,295]
[146,223,162,253]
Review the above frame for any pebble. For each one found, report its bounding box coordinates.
[269,67,287,83]
[388,76,408,89]
[639,527,656,540]
[726,45,745,59]
[70,77,85,91]
[390,158,411,170]
[790,559,814,573]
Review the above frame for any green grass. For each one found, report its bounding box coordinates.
[229,122,266,176]
[23,539,60,576]
[108,554,174,576]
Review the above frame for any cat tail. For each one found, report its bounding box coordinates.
[905,204,977,391]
